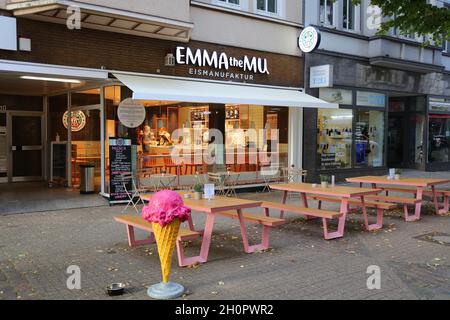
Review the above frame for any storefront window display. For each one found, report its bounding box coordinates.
[317,88,386,170]
[317,109,353,169]
[104,86,289,191]
[428,115,450,163]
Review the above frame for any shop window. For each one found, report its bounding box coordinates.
[106,96,289,189]
[317,109,353,170]
[257,0,278,14]
[428,115,450,163]
[355,110,385,168]
[320,0,335,26]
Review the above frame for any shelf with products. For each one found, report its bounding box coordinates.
[317,110,353,169]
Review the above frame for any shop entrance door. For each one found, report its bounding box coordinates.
[7,112,44,182]
[387,115,404,167]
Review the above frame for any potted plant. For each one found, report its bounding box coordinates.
[320,175,330,188]
[193,183,203,200]
[394,169,401,180]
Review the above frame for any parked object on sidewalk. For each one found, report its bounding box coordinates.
[142,190,191,299]
[106,283,125,296]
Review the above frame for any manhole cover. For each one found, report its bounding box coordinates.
[414,232,450,247]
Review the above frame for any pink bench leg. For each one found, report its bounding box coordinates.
[363,208,384,231]
[403,187,423,222]
[431,186,449,215]
[126,225,155,247]
[322,199,348,240]
[237,209,271,253]
[444,196,449,213]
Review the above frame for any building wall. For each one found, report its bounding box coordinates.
[3,0,191,22]
[192,0,302,24]
[304,0,449,72]
[190,6,301,56]
[0,18,303,88]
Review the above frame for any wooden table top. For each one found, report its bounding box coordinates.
[141,192,262,213]
[269,183,381,198]
[346,176,450,187]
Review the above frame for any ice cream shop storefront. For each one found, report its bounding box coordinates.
[0,16,337,201]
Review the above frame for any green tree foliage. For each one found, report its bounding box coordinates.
[351,0,450,45]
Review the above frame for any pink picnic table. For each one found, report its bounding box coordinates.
[141,193,263,266]
[269,183,381,239]
[346,176,450,221]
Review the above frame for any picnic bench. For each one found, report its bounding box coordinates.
[379,187,450,213]
[140,193,282,266]
[347,176,450,222]
[114,215,201,267]
[308,195,398,231]
[268,183,382,240]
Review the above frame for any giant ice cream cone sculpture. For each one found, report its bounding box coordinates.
[151,219,181,283]
[142,190,191,299]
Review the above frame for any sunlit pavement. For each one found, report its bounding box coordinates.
[0,170,449,300]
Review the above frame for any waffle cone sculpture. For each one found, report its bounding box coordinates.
[142,190,191,299]
[152,219,181,283]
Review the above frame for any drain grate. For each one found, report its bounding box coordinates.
[414,232,450,247]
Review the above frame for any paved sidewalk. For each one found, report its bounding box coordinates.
[0,170,449,300]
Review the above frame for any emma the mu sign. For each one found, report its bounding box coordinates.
[175,46,270,81]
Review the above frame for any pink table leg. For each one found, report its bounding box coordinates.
[236,209,271,253]
[279,191,288,219]
[361,196,383,231]
[301,192,317,220]
[322,198,348,240]
[177,212,215,267]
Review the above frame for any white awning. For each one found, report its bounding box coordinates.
[113,73,338,109]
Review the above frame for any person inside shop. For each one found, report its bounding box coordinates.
[142,125,157,153]
[158,127,173,146]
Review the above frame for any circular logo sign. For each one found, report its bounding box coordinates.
[298,26,321,53]
[63,111,86,132]
[118,98,146,128]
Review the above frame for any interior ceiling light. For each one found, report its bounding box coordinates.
[21,76,82,84]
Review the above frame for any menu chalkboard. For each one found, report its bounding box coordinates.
[109,138,132,204]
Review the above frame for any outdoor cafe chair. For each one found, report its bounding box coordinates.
[120,172,145,213]
[208,172,227,196]
[260,165,281,193]
[224,172,241,197]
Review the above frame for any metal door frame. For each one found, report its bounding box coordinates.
[7,111,45,183]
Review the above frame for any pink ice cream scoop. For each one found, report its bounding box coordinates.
[142,190,191,227]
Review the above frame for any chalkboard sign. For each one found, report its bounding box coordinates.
[109,138,132,204]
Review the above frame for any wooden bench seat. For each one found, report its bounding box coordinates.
[217,211,285,226]
[379,186,450,197]
[308,195,397,231]
[262,201,343,219]
[260,201,345,240]
[114,215,201,267]
[308,195,397,210]
[366,195,421,204]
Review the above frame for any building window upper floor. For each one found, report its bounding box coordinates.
[215,0,241,8]
[316,0,360,32]
[211,0,286,19]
